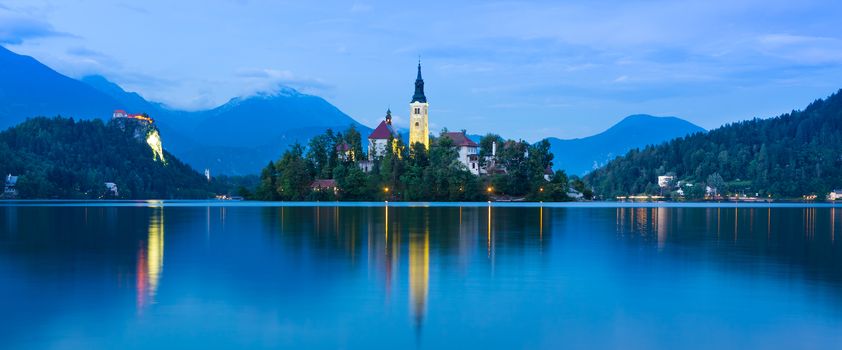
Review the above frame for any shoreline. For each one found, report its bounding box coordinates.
[2,199,842,208]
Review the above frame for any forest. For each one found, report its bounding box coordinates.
[254,126,589,201]
[586,89,842,199]
[0,116,212,199]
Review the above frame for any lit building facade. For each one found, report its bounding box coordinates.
[409,62,429,150]
[440,131,479,174]
[367,109,400,160]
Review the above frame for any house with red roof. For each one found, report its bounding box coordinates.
[440,131,480,175]
[335,141,353,161]
[310,179,339,194]
[367,109,401,160]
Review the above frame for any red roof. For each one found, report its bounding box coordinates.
[310,179,338,189]
[441,132,478,147]
[368,120,399,140]
[335,142,351,152]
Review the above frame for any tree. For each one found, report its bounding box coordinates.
[478,133,504,168]
[706,172,726,197]
[586,89,842,199]
[275,143,313,200]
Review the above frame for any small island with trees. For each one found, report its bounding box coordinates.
[252,124,591,202]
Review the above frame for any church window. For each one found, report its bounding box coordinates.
[415,122,419,127]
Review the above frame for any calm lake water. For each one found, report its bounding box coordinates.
[2,202,842,349]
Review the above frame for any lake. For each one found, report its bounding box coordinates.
[2,202,841,349]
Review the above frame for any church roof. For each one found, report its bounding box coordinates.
[441,132,478,147]
[411,62,427,103]
[368,120,399,140]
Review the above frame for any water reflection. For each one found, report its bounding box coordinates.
[616,206,842,285]
[2,204,842,348]
[409,227,429,330]
[137,207,164,310]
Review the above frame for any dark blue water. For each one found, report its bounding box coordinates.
[2,202,841,349]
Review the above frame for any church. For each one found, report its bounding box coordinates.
[367,61,430,155]
[365,62,479,173]
[408,61,429,149]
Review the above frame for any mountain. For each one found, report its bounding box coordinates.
[0,46,122,129]
[585,90,842,198]
[547,115,706,176]
[0,45,369,175]
[0,116,210,199]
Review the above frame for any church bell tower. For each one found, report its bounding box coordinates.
[409,61,429,150]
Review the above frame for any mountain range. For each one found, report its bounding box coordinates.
[0,46,367,175]
[0,45,704,176]
[547,115,706,176]
[585,89,842,198]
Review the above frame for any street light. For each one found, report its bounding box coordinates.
[384,187,390,193]
[486,186,493,193]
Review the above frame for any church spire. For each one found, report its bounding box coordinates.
[412,60,427,103]
[416,59,423,80]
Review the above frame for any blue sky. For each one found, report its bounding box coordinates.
[2,0,842,140]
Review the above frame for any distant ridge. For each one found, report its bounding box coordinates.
[585,89,842,198]
[0,45,368,175]
[547,114,705,176]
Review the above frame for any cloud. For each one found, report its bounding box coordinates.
[350,2,373,13]
[66,46,109,60]
[0,11,70,44]
[115,2,150,14]
[234,68,334,97]
[755,34,842,65]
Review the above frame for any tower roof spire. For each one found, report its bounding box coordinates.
[417,57,422,80]
[411,59,427,103]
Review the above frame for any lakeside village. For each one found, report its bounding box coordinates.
[250,62,589,202]
[615,174,842,202]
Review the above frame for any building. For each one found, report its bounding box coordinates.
[113,109,154,123]
[310,179,339,194]
[104,182,119,197]
[440,131,479,175]
[480,141,506,175]
[367,109,400,160]
[409,61,429,150]
[544,166,554,181]
[657,175,675,188]
[4,174,18,198]
[829,189,842,200]
[336,142,353,161]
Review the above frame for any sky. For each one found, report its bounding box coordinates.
[3,0,842,141]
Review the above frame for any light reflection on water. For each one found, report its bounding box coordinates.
[1,203,841,349]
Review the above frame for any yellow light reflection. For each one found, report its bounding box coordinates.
[137,207,164,311]
[147,208,164,298]
[539,205,543,243]
[487,204,492,257]
[409,229,429,330]
[657,207,667,250]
